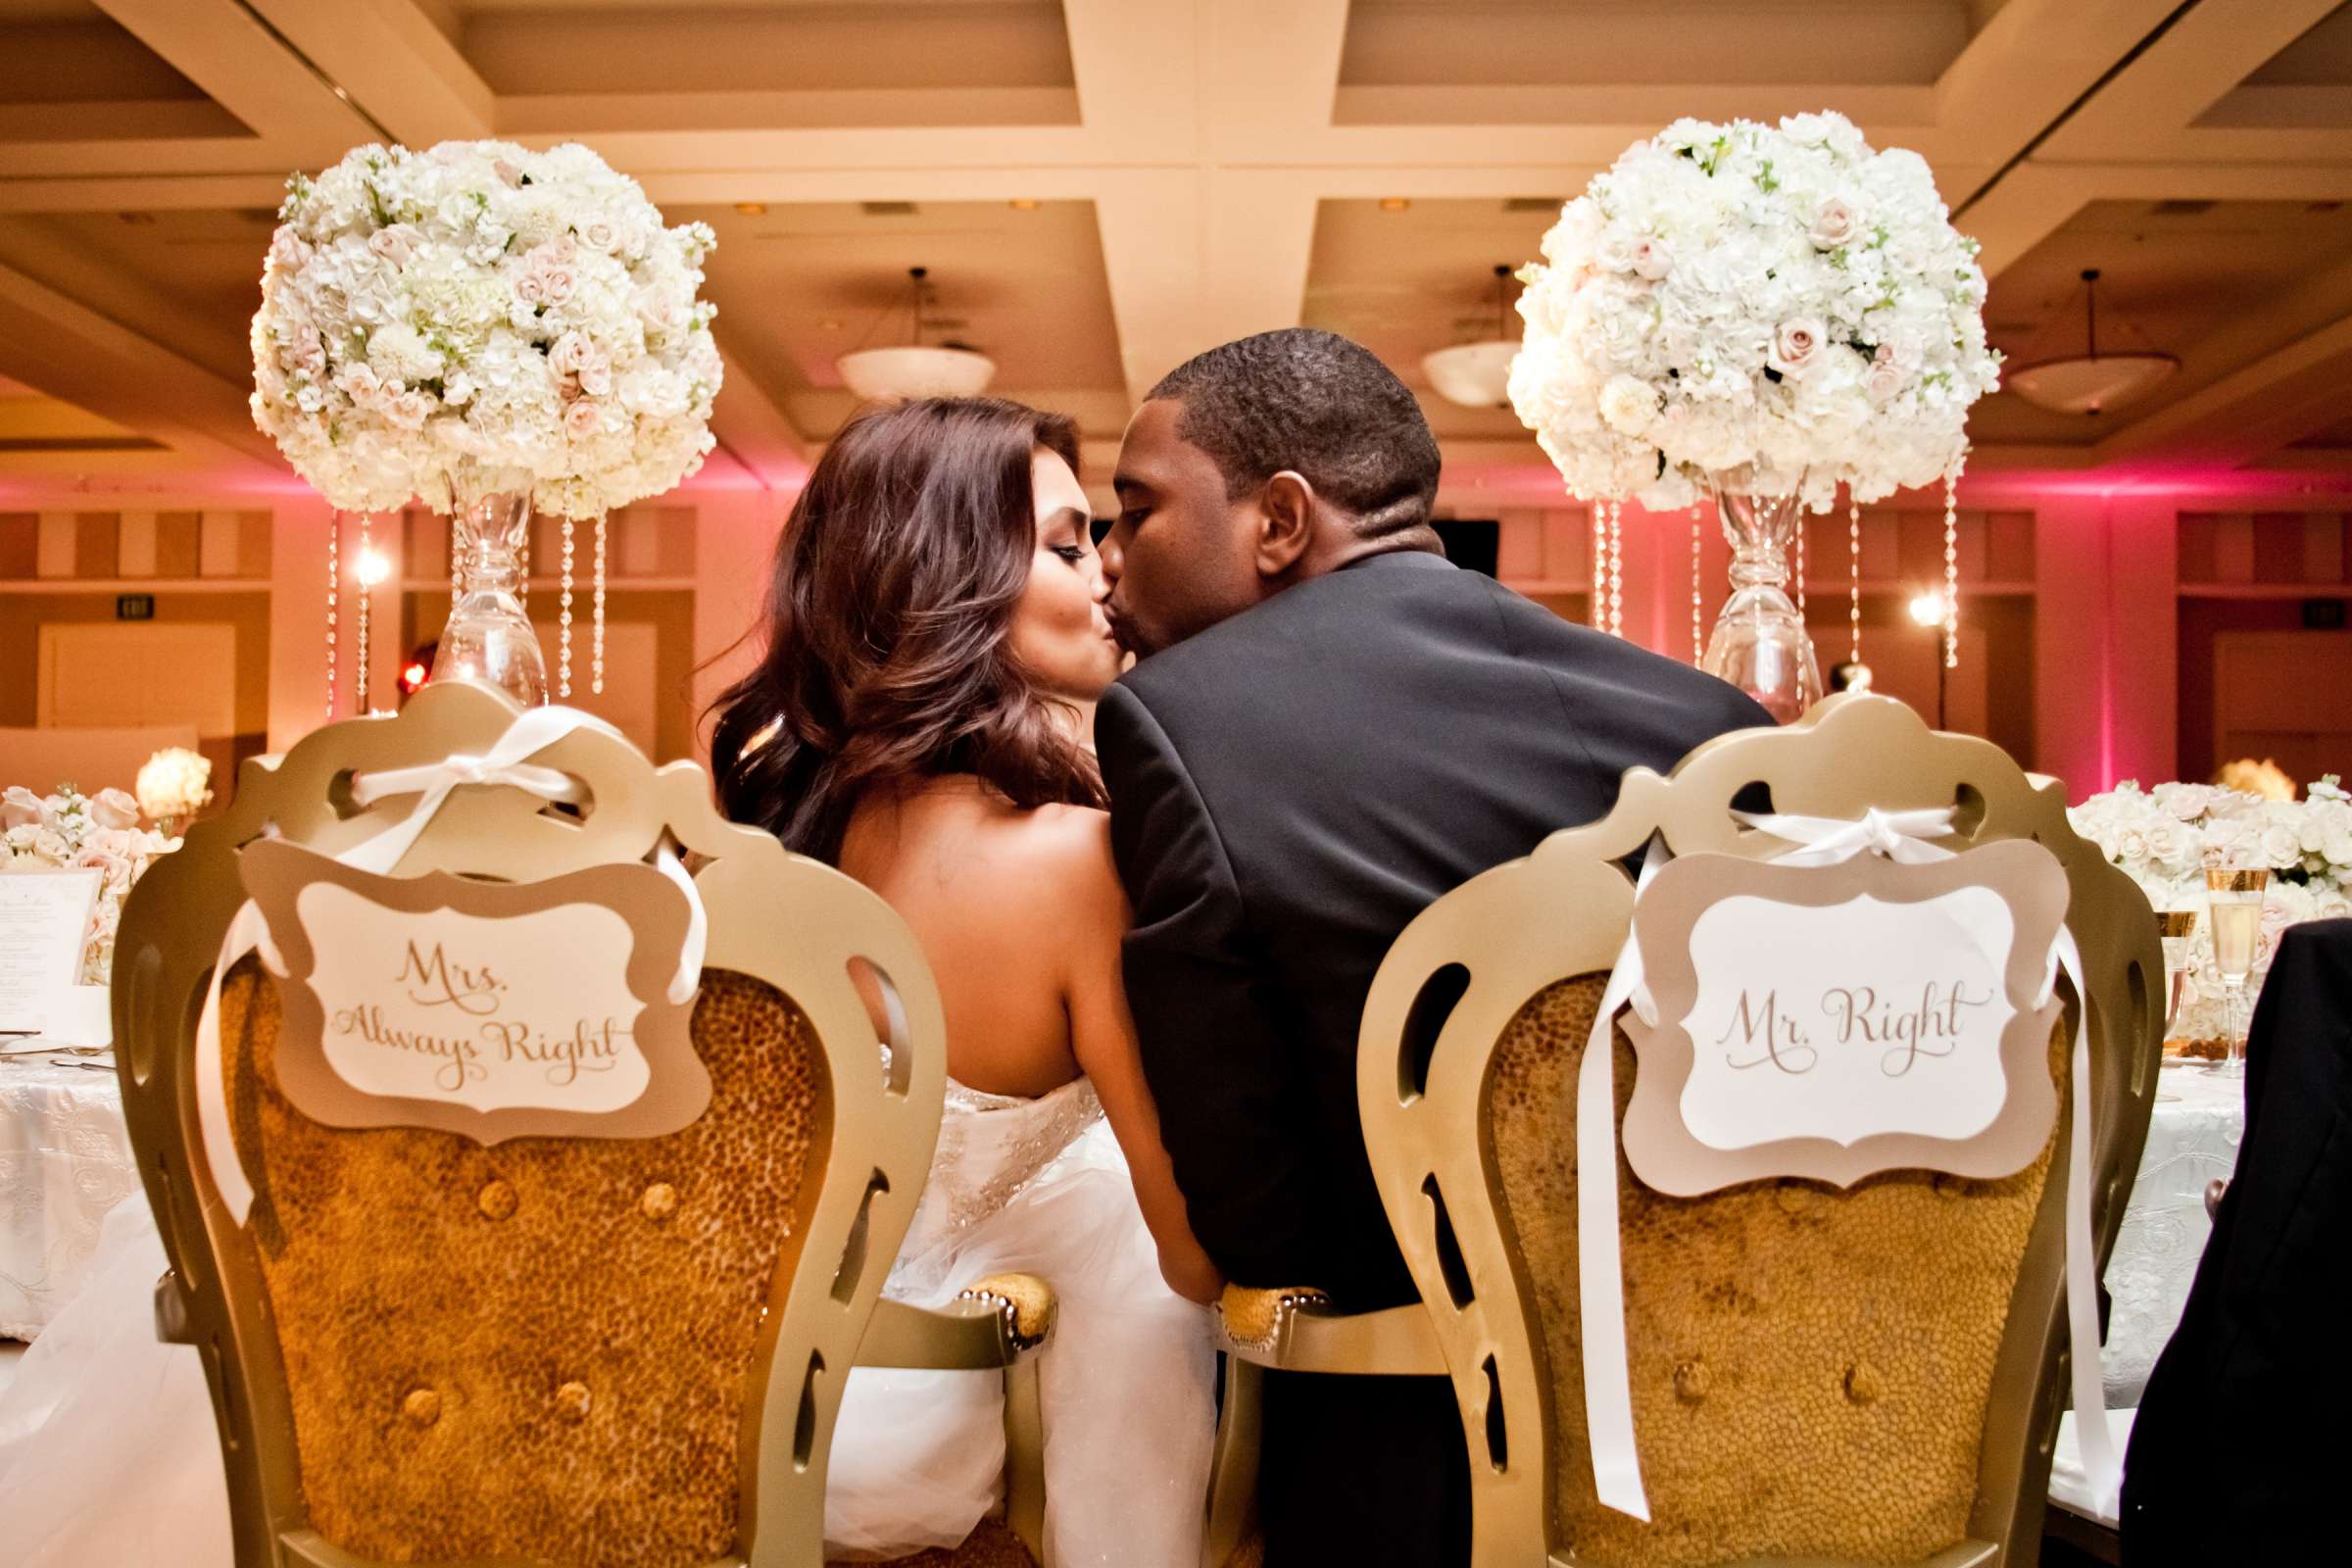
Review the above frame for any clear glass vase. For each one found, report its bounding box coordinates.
[1700,472,1822,724]
[430,485,547,706]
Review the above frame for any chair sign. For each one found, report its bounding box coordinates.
[239,838,710,1144]
[1622,839,2071,1195]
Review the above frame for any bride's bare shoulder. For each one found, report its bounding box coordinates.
[991,802,1118,900]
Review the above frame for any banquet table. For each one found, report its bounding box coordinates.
[0,1053,139,1340]
[2098,1063,2246,1409]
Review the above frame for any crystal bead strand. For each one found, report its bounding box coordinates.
[1690,503,1704,662]
[355,514,371,711]
[1606,498,1625,637]
[324,514,339,720]
[1794,508,1807,623]
[558,515,575,700]
[1590,504,1606,630]
[592,514,609,696]
[1942,470,1960,670]
[1848,497,1863,665]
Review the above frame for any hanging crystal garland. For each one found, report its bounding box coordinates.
[1690,503,1704,662]
[592,514,609,696]
[558,515,575,700]
[1848,497,1863,665]
[1942,469,1961,670]
[1794,509,1807,624]
[448,512,461,606]
[1590,504,1606,630]
[354,514,372,712]
[324,513,340,721]
[1605,498,1625,637]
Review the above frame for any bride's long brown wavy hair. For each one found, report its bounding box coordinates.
[708,396,1105,862]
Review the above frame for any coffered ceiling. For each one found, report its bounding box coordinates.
[3,0,2351,506]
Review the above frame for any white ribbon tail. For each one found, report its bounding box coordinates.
[2055,923,2120,1515]
[1577,944,1651,1522]
[192,901,269,1225]
[653,839,707,1006]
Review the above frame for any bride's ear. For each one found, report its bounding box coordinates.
[1252,470,1316,577]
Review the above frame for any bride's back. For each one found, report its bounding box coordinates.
[840,779,1104,1100]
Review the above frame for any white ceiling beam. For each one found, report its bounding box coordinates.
[245,0,495,146]
[89,0,379,152]
[2040,0,2343,164]
[2094,311,2352,469]
[0,258,279,479]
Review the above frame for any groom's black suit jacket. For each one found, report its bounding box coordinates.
[1097,550,1769,1563]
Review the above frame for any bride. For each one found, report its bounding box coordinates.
[0,396,1219,1568]
[707,394,1220,1564]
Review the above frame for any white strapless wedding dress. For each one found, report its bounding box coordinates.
[0,1076,1214,1568]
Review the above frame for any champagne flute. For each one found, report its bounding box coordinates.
[2155,908,2196,1054]
[2204,867,2269,1078]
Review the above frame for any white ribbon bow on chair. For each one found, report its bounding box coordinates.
[1575,805,2120,1525]
[191,705,707,1226]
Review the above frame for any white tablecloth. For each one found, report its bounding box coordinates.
[2100,1064,2246,1407]
[0,1054,139,1341]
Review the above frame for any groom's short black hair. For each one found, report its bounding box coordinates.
[1149,328,1442,541]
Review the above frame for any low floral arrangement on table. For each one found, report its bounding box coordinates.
[250,139,723,518]
[1508,109,2001,512]
[1,749,212,985]
[2068,777,2352,1049]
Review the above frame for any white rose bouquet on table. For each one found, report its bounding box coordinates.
[1510,111,2001,512]
[250,139,722,518]
[3,783,181,985]
[2068,778,2352,1046]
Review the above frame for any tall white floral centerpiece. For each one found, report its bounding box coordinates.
[251,141,722,704]
[1510,112,2001,719]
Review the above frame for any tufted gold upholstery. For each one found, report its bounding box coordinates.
[219,958,819,1567]
[1489,974,2067,1566]
[116,681,956,1568]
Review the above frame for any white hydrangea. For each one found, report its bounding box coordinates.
[251,140,721,519]
[1509,111,2000,513]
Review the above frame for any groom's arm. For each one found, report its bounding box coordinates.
[1096,682,1331,1289]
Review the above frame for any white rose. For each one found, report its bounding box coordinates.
[563,399,603,439]
[1809,198,1861,250]
[1593,227,1638,273]
[2260,822,2302,867]
[87,787,141,830]
[1865,360,1904,402]
[1770,317,1827,378]
[1630,236,1672,280]
[1,785,46,830]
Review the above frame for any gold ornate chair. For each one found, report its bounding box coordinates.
[1202,694,2163,1568]
[115,681,1053,1568]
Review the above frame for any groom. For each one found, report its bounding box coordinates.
[1095,328,1770,1565]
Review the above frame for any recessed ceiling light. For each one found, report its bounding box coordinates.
[1008,199,1041,211]
[734,202,767,216]
[1380,197,1411,212]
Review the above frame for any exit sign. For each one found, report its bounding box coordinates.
[115,593,155,621]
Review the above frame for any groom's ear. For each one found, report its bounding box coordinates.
[1252,470,1316,577]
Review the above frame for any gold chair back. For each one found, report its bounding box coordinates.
[1357,695,2162,1568]
[115,681,947,1568]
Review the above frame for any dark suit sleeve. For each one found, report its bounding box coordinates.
[1095,681,1331,1287]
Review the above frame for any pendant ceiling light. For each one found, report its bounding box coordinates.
[1422,264,1521,409]
[2006,268,2178,416]
[836,266,996,401]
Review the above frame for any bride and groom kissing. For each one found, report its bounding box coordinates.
[710,328,1770,1567]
